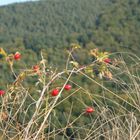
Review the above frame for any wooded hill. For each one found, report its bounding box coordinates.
[0,0,140,55]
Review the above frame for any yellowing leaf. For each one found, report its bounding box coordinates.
[70,61,79,68]
[85,66,93,74]
[0,48,7,60]
[90,48,99,58]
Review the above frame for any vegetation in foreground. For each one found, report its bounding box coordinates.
[0,45,140,140]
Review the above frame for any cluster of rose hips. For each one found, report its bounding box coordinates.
[51,84,94,114]
[11,51,41,74]
[0,49,95,115]
[0,52,21,95]
[0,86,94,114]
[51,84,72,96]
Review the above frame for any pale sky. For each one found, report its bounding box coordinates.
[0,0,38,6]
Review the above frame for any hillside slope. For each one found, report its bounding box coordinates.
[0,0,110,49]
[0,0,140,53]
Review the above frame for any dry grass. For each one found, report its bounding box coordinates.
[0,49,140,140]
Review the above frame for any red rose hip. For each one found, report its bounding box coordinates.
[64,84,72,91]
[0,90,5,96]
[14,52,21,60]
[33,65,40,72]
[51,89,59,96]
[86,107,94,114]
[104,58,111,64]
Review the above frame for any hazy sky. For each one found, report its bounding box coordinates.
[0,0,37,6]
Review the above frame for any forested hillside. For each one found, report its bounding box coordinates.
[0,0,109,49]
[0,0,140,55]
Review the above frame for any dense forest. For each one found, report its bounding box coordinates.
[0,0,140,54]
[0,0,140,139]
